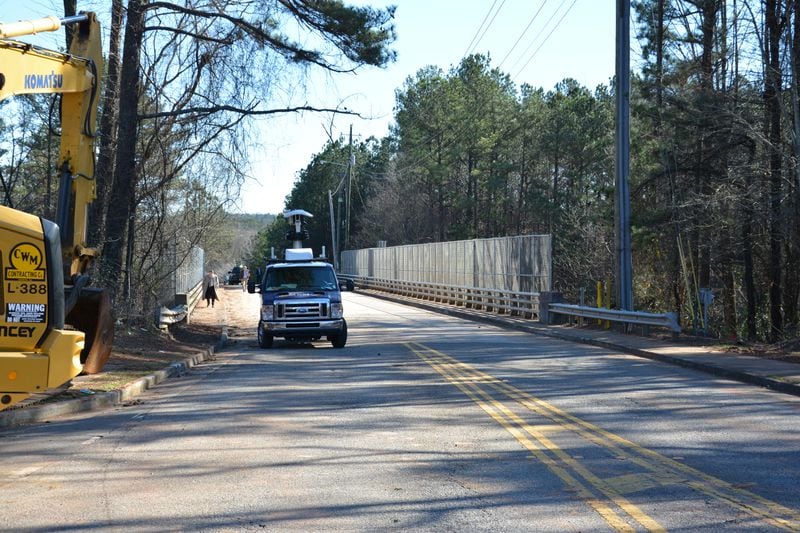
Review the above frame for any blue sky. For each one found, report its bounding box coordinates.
[2,1,622,214]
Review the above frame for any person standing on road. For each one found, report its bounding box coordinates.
[241,265,249,292]
[203,269,220,307]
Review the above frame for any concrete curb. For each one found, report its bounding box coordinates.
[0,337,227,429]
[359,289,800,398]
[560,335,800,397]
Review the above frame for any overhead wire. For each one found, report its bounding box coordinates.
[391,0,584,180]
[497,0,550,69]
[507,0,565,73]
[513,0,580,79]
[462,0,501,58]
[463,0,507,58]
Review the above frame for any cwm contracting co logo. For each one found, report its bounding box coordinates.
[5,243,45,281]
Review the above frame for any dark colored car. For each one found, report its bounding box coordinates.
[228,266,242,285]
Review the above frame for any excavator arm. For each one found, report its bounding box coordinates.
[0,12,103,273]
[0,13,112,411]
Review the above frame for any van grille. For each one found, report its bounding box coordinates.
[276,301,328,319]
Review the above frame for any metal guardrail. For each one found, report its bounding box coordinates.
[157,305,188,330]
[340,275,680,334]
[159,280,203,329]
[340,275,541,319]
[184,280,204,322]
[548,303,681,333]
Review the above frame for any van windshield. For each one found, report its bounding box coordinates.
[264,266,338,291]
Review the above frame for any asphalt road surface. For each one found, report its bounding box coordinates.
[2,292,800,531]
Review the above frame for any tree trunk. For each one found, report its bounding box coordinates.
[516,136,527,234]
[436,135,444,242]
[731,0,756,341]
[719,0,738,338]
[697,0,717,290]
[123,192,137,301]
[102,0,145,300]
[784,1,800,335]
[468,152,477,238]
[62,0,77,48]
[89,0,124,249]
[765,0,784,340]
[743,203,757,340]
[653,0,684,323]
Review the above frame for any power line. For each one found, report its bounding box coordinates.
[392,1,584,181]
[462,0,500,57]
[514,0,580,79]
[497,0,551,69]
[508,0,568,73]
[463,0,508,57]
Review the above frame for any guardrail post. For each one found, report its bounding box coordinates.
[538,292,564,324]
[530,293,540,320]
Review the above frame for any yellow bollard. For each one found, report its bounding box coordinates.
[596,281,603,326]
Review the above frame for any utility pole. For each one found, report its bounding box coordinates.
[336,194,342,260]
[345,124,354,251]
[328,190,338,270]
[615,0,634,311]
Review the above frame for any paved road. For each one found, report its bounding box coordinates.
[2,292,800,531]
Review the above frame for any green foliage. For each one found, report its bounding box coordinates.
[378,55,615,298]
[212,212,276,270]
[275,137,392,256]
[295,1,397,66]
[247,216,290,269]
[264,54,617,301]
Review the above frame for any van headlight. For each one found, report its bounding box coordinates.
[331,303,343,319]
[261,304,274,321]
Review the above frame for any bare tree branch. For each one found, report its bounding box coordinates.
[138,104,361,120]
[143,25,235,45]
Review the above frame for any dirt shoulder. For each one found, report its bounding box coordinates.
[67,321,222,394]
[64,284,258,396]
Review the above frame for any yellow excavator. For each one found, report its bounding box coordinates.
[0,12,114,410]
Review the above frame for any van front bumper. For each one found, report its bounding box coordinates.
[261,319,344,337]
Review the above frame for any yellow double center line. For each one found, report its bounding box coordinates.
[407,342,800,532]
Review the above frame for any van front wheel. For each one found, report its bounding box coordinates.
[330,320,347,348]
[258,325,273,349]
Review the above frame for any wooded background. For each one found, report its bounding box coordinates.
[253,0,800,343]
[1,1,799,343]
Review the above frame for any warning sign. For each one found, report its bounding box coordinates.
[6,303,46,323]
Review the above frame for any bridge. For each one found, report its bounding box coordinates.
[338,234,680,335]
